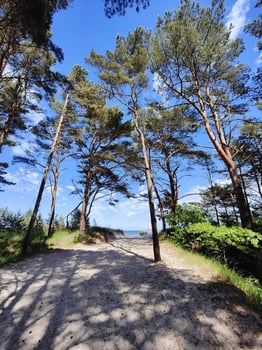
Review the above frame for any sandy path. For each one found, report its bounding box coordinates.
[0,237,261,350]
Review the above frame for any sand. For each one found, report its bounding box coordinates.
[0,236,261,350]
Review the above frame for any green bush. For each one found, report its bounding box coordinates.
[0,207,26,232]
[168,204,208,229]
[186,222,262,257]
[253,218,262,234]
[169,221,262,267]
[167,204,209,248]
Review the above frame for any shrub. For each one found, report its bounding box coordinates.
[168,204,208,230]
[0,207,26,232]
[167,204,209,248]
[186,222,262,258]
[253,218,262,235]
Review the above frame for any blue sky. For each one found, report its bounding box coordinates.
[1,0,261,231]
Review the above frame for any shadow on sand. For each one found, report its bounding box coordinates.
[0,239,261,349]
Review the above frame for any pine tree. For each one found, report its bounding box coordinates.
[68,65,133,235]
[151,0,253,229]
[88,28,161,261]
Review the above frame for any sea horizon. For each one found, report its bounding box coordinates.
[124,230,151,237]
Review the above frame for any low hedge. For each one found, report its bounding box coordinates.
[168,222,262,268]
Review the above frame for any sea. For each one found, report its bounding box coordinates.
[124,230,151,237]
[124,230,140,237]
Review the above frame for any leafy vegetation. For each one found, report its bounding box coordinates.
[167,204,262,293]
[0,206,124,264]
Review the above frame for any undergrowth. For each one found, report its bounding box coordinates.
[167,238,262,306]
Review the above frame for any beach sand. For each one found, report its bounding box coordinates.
[0,236,261,349]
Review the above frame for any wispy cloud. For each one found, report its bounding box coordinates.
[12,140,35,156]
[180,178,231,204]
[5,167,40,192]
[89,187,150,230]
[226,0,250,40]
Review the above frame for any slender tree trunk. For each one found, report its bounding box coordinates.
[163,151,179,215]
[66,201,83,228]
[149,149,166,233]
[168,171,178,216]
[21,93,70,254]
[206,161,220,226]
[214,200,220,226]
[133,111,161,262]
[151,172,166,233]
[48,150,60,237]
[79,169,93,235]
[251,159,262,200]
[79,197,87,234]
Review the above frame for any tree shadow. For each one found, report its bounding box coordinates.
[0,243,261,350]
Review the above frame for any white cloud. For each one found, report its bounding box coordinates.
[27,109,45,125]
[226,0,250,40]
[18,167,40,186]
[214,178,231,186]
[5,167,40,192]
[179,178,231,204]
[152,73,170,106]
[12,140,35,156]
[179,185,205,204]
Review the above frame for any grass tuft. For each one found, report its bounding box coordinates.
[166,239,262,305]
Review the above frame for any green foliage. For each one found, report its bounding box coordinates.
[104,0,150,18]
[21,209,45,239]
[69,209,81,230]
[0,230,23,263]
[168,218,262,284]
[86,226,124,240]
[0,208,47,263]
[212,261,262,306]
[253,217,262,234]
[184,222,262,258]
[0,207,26,232]
[167,204,208,248]
[168,204,207,230]
[1,0,72,48]
[73,233,85,243]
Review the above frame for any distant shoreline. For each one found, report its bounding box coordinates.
[124,230,151,237]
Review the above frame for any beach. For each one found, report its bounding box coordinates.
[0,236,261,349]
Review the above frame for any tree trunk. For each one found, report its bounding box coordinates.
[228,165,253,229]
[152,170,166,233]
[21,93,70,254]
[199,95,253,229]
[251,159,262,200]
[48,150,60,237]
[66,201,83,229]
[79,198,87,235]
[206,163,220,226]
[79,169,93,235]
[133,111,161,262]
